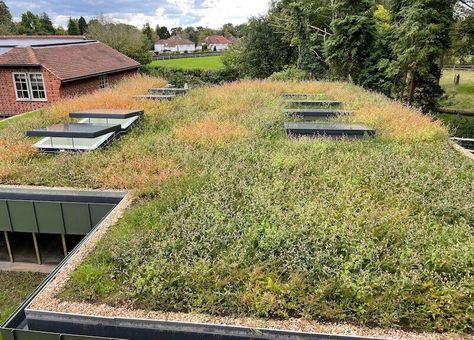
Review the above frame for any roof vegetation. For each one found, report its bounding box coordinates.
[1,76,473,334]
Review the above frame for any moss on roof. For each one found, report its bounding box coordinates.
[1,76,473,334]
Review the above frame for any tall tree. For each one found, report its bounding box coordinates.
[222,16,292,78]
[270,0,333,77]
[142,23,154,49]
[38,12,55,34]
[78,16,88,35]
[67,18,80,35]
[156,25,170,39]
[170,27,183,36]
[17,11,41,34]
[87,18,152,64]
[0,0,14,34]
[325,0,376,83]
[183,26,199,45]
[389,0,456,110]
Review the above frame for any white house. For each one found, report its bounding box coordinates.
[204,35,233,51]
[155,36,195,53]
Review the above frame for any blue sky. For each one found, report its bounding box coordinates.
[5,0,269,29]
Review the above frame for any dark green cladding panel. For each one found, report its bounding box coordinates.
[35,202,65,234]
[90,203,115,227]
[8,201,37,233]
[62,203,92,235]
[0,329,121,340]
[0,328,14,340]
[10,330,54,340]
[0,200,12,232]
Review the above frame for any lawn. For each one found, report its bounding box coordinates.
[439,69,474,111]
[148,55,224,70]
[1,76,473,335]
[0,272,46,324]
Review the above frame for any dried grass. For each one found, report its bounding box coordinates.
[48,75,166,120]
[174,119,249,145]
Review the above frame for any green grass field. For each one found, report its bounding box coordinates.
[0,272,46,324]
[439,69,474,111]
[1,77,473,334]
[148,56,224,70]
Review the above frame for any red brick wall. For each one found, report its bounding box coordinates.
[0,66,60,117]
[0,68,138,117]
[60,70,138,98]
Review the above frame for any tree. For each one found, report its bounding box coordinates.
[67,18,80,35]
[17,11,41,34]
[222,16,292,78]
[389,0,457,110]
[325,0,376,83]
[86,18,153,64]
[269,0,333,78]
[56,26,68,35]
[142,22,154,49]
[183,26,199,45]
[156,25,170,39]
[451,14,474,61]
[197,27,215,43]
[0,0,14,34]
[38,12,55,34]
[170,27,183,36]
[78,16,88,35]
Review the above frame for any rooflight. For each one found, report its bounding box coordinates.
[285,122,376,139]
[27,109,143,152]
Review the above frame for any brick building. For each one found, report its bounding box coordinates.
[0,36,140,118]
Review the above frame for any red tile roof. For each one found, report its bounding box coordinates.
[205,35,232,45]
[156,35,194,47]
[0,42,140,81]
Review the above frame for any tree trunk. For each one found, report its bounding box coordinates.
[408,69,416,104]
[399,71,408,100]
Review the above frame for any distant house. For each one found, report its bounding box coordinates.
[204,35,233,51]
[0,36,140,118]
[154,36,195,53]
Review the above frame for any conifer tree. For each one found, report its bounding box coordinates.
[39,12,56,34]
[0,0,14,34]
[325,0,376,83]
[78,16,88,35]
[389,0,456,110]
[67,18,80,35]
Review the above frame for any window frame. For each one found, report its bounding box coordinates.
[99,75,109,90]
[12,72,48,102]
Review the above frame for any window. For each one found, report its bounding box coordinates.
[13,73,30,100]
[13,72,47,101]
[99,75,109,89]
[29,73,46,100]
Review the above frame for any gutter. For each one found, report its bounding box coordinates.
[60,65,141,83]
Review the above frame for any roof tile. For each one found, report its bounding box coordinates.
[0,42,140,81]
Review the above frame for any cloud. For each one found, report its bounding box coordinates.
[5,0,269,29]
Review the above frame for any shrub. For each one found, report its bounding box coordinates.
[141,65,240,87]
[268,67,308,81]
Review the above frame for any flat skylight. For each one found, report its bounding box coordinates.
[285,122,376,138]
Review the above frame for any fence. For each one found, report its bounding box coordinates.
[153,52,223,61]
[443,64,474,71]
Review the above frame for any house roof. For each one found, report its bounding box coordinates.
[156,35,194,47]
[205,35,232,45]
[0,41,140,82]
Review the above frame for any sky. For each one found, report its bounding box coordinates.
[5,0,269,29]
